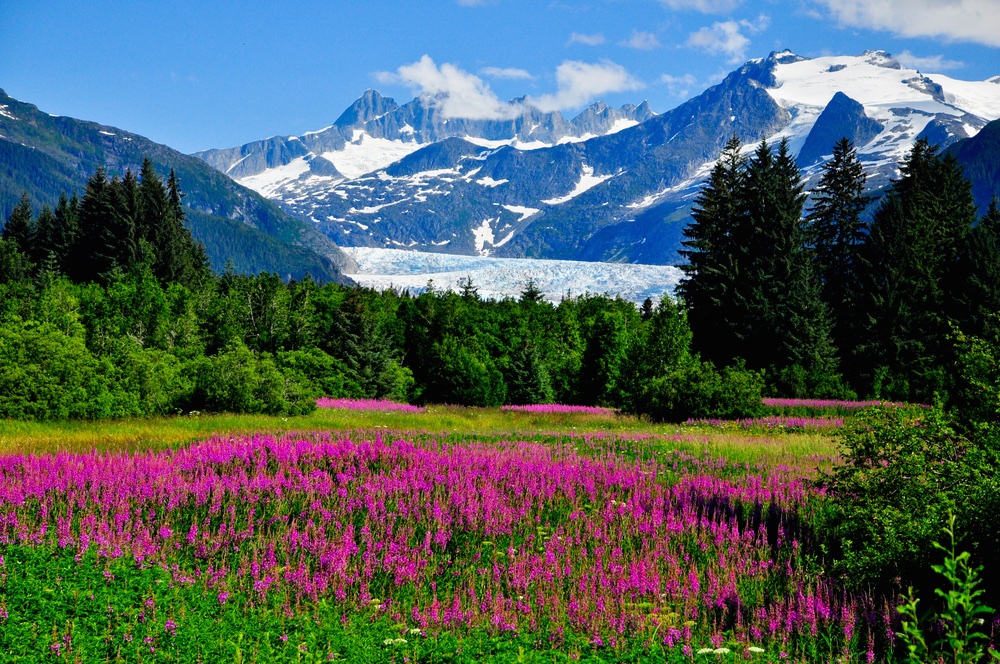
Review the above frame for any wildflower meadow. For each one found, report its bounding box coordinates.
[0,403,995,662]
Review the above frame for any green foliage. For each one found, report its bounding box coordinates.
[633,360,765,423]
[896,514,997,664]
[102,338,193,417]
[679,137,841,395]
[277,347,362,400]
[819,406,1000,595]
[859,139,979,401]
[187,341,316,416]
[0,319,111,420]
[427,336,507,407]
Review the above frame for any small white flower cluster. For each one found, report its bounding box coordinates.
[382,638,408,646]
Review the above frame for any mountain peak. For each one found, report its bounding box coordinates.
[862,49,901,69]
[334,89,399,127]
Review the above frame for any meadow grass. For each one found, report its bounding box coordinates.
[0,406,840,468]
[0,408,850,663]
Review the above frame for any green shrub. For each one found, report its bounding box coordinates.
[0,319,112,420]
[632,360,765,423]
[186,342,316,415]
[896,513,997,664]
[277,347,362,399]
[102,338,193,416]
[819,406,1000,595]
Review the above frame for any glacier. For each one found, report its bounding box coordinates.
[342,247,683,304]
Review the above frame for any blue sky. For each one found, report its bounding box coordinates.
[2,0,998,153]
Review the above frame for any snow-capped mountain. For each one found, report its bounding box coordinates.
[194,91,653,194]
[195,50,1000,265]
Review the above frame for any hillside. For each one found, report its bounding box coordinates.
[0,90,354,282]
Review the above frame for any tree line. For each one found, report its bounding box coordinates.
[679,135,1000,405]
[1,135,998,421]
[0,159,766,420]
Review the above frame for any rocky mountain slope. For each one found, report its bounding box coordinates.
[198,50,1000,265]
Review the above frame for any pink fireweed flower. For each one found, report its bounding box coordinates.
[501,404,616,415]
[316,398,424,413]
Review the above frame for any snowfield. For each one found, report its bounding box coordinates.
[342,247,683,304]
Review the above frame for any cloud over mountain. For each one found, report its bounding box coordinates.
[814,0,1000,47]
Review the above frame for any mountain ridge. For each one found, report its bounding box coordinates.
[193,49,1000,265]
[0,89,355,282]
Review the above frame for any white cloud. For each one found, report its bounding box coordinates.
[895,50,965,71]
[813,0,1000,47]
[377,55,517,120]
[686,15,769,63]
[661,73,699,96]
[480,66,535,80]
[621,31,662,50]
[568,32,606,46]
[659,0,742,12]
[528,60,644,112]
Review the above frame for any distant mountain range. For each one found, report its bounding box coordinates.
[197,50,1000,265]
[0,90,354,282]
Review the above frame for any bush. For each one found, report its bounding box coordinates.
[187,342,316,415]
[818,406,1000,596]
[631,360,765,423]
[0,319,112,420]
[277,348,362,399]
[102,339,193,417]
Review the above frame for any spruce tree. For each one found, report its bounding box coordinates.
[861,138,978,399]
[678,135,747,366]
[742,138,839,389]
[71,167,117,282]
[954,199,1000,339]
[31,205,60,274]
[52,193,79,268]
[165,169,210,286]
[3,192,34,258]
[805,137,870,380]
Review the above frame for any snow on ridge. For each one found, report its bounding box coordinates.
[763,53,1000,166]
[472,218,497,255]
[476,176,508,188]
[321,133,422,180]
[238,156,313,197]
[607,118,639,134]
[501,204,540,221]
[341,247,682,304]
[0,105,15,120]
[542,165,613,205]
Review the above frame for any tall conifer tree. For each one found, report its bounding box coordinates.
[954,199,1000,339]
[861,138,978,399]
[3,192,34,258]
[806,137,871,380]
[678,135,747,366]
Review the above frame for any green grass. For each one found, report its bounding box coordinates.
[0,407,846,663]
[0,406,840,468]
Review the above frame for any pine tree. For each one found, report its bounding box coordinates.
[52,193,80,268]
[861,138,978,399]
[3,192,34,258]
[954,199,1000,339]
[806,137,871,380]
[110,169,141,270]
[31,205,60,274]
[681,137,839,393]
[166,169,210,286]
[71,167,117,282]
[678,135,747,366]
[742,138,839,388]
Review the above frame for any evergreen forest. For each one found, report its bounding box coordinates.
[0,139,998,423]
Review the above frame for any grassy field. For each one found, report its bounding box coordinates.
[0,405,856,663]
[0,406,839,467]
